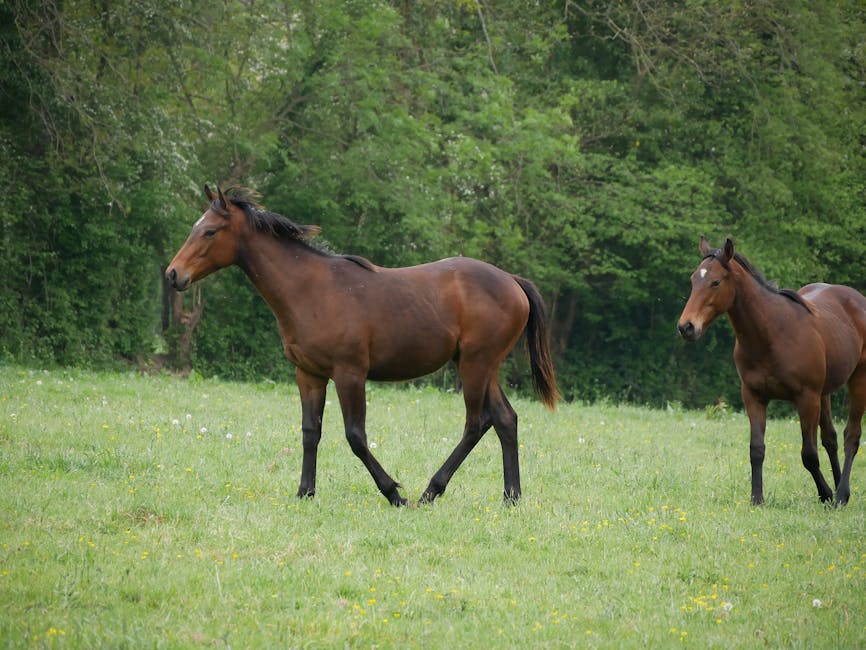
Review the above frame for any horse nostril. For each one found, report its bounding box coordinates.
[166,267,188,291]
[677,321,695,339]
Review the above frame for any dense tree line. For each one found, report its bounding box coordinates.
[1,0,864,408]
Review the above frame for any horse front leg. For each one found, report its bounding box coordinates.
[334,371,407,507]
[796,392,834,503]
[296,369,327,499]
[742,388,768,505]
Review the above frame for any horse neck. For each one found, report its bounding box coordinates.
[725,264,792,351]
[237,231,326,320]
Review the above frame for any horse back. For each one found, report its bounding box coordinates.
[393,257,530,337]
[362,257,529,380]
[800,283,866,334]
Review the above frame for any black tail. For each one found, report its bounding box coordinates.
[514,276,560,409]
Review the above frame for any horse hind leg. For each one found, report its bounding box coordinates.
[487,380,521,503]
[796,393,834,503]
[836,369,866,505]
[819,393,841,488]
[420,361,493,504]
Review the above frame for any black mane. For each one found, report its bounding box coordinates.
[220,189,375,272]
[705,248,812,313]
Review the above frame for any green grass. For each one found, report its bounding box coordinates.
[0,365,864,648]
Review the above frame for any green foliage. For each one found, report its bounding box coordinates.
[0,0,194,365]
[2,0,865,407]
[190,269,290,382]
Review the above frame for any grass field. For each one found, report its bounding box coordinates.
[1,365,864,648]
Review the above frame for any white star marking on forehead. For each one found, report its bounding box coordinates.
[700,268,708,278]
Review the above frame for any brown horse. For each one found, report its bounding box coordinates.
[166,186,559,506]
[678,237,866,506]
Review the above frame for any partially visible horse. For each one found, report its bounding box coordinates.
[167,186,559,506]
[678,237,866,505]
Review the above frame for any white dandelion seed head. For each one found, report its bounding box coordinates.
[812,599,822,608]
[172,419,180,426]
[200,427,208,434]
[722,602,733,612]
[225,433,233,440]
[369,441,378,449]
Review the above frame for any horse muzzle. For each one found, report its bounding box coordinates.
[677,319,702,341]
[166,267,191,292]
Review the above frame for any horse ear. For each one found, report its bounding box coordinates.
[723,238,735,261]
[217,186,228,210]
[699,236,711,256]
[205,184,216,201]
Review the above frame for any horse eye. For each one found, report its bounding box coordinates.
[711,279,721,287]
[204,229,217,238]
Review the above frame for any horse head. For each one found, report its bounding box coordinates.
[166,185,244,291]
[677,236,737,340]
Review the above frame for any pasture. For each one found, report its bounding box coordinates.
[1,365,864,648]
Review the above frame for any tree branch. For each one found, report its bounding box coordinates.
[475,1,498,74]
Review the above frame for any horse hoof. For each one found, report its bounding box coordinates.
[418,492,436,505]
[503,491,521,506]
[385,491,408,507]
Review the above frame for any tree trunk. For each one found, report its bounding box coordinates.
[549,290,578,361]
[159,271,203,374]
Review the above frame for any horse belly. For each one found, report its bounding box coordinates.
[735,341,818,401]
[738,366,799,401]
[367,361,449,382]
[366,327,457,381]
